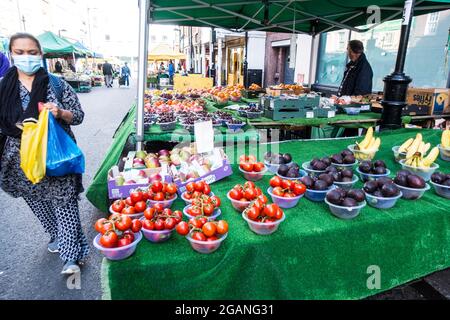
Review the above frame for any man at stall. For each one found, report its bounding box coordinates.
[338,40,373,96]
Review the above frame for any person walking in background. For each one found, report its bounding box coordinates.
[121,62,131,87]
[54,60,63,74]
[0,33,88,275]
[102,60,113,88]
[0,51,10,79]
[168,60,175,85]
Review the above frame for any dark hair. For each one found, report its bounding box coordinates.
[348,40,364,54]
[9,33,42,53]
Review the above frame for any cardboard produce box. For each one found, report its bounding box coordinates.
[407,88,450,115]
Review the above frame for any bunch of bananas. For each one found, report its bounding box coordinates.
[355,127,381,152]
[442,129,450,149]
[403,133,439,168]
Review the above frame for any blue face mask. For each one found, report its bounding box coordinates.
[13,55,42,75]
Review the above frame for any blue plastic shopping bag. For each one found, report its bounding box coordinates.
[46,113,85,176]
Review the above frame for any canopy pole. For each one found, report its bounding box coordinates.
[308,34,315,88]
[136,0,150,151]
[244,32,248,88]
[381,0,415,130]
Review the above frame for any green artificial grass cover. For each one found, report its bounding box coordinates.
[101,128,450,300]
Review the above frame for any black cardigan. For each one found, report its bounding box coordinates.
[338,53,373,96]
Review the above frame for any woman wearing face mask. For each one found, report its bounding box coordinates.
[0,33,89,275]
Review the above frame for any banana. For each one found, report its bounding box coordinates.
[420,142,431,156]
[406,133,422,160]
[358,127,374,150]
[442,130,450,148]
[422,147,439,167]
[399,138,414,153]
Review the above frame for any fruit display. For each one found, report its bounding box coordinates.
[94,214,142,249]
[268,177,306,208]
[242,201,285,235]
[277,162,304,180]
[430,171,450,199]
[402,133,439,168]
[325,166,358,190]
[145,99,205,114]
[146,181,178,202]
[302,157,332,177]
[300,173,336,202]
[176,219,229,254]
[248,83,262,91]
[325,188,367,220]
[264,152,293,174]
[356,160,390,182]
[183,194,222,220]
[228,182,266,206]
[329,150,357,168]
[209,85,244,104]
[439,129,450,161]
[239,155,267,181]
[363,178,402,209]
[140,205,184,243]
[349,128,381,160]
[181,181,212,204]
[393,170,430,200]
[157,113,176,124]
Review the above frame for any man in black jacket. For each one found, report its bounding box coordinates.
[102,61,114,88]
[338,40,373,96]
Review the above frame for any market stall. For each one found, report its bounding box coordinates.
[99,128,450,300]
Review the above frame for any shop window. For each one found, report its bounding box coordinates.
[316,10,450,91]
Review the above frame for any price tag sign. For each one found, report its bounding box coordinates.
[194,121,214,154]
[306,111,314,119]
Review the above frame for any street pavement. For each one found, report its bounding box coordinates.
[0,79,448,300]
[0,80,135,300]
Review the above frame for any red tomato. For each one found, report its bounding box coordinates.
[125,197,135,207]
[122,206,136,215]
[189,218,203,229]
[202,222,217,237]
[259,194,268,204]
[281,179,293,190]
[203,203,215,216]
[244,188,257,201]
[272,187,285,197]
[153,192,165,201]
[192,232,207,242]
[183,192,192,200]
[253,162,265,172]
[240,162,254,172]
[95,218,113,235]
[117,237,132,248]
[154,219,165,231]
[186,183,195,193]
[194,181,205,192]
[111,200,125,213]
[203,184,211,195]
[122,230,135,243]
[151,181,164,193]
[115,215,133,231]
[229,189,243,201]
[163,208,172,216]
[141,192,149,202]
[188,206,201,217]
[211,196,221,208]
[134,201,147,213]
[239,155,256,163]
[192,191,203,199]
[176,221,190,236]
[154,203,164,212]
[100,231,118,248]
[166,183,178,195]
[172,210,183,224]
[131,220,142,233]
[164,217,177,230]
[274,207,284,220]
[263,204,277,218]
[255,188,263,197]
[244,181,256,189]
[198,217,208,227]
[293,183,306,196]
[206,236,218,242]
[130,190,143,203]
[284,191,296,198]
[252,199,264,212]
[247,207,260,221]
[270,176,282,188]
[216,220,229,235]
[147,189,155,200]
[144,207,156,220]
[143,220,155,230]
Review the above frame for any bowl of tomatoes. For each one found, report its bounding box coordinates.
[227,182,267,212]
[176,219,229,254]
[182,194,222,221]
[93,215,143,261]
[180,181,213,205]
[239,155,267,182]
[242,203,285,235]
[268,176,306,209]
[146,181,178,208]
[140,205,183,243]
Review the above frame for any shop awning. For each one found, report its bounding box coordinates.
[149,0,450,34]
[37,31,84,58]
[73,41,94,57]
[148,43,186,61]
